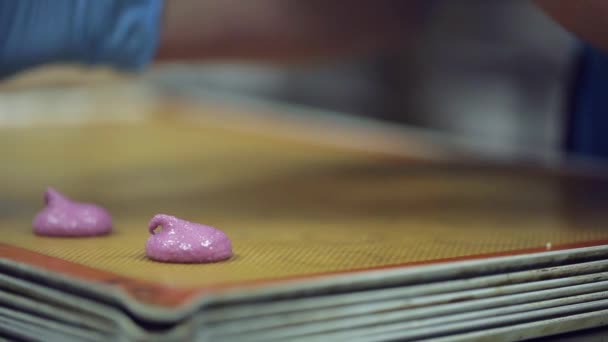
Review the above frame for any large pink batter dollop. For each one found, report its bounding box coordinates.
[145,214,232,263]
[33,188,113,237]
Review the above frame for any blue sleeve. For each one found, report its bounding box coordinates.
[565,44,608,159]
[0,0,164,78]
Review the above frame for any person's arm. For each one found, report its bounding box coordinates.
[0,0,429,77]
[535,0,608,51]
[0,0,162,78]
[157,0,429,63]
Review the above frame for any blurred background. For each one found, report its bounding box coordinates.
[0,0,578,162]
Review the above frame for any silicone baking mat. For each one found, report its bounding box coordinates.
[2,114,608,307]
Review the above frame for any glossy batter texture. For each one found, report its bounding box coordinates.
[33,188,113,237]
[145,214,233,263]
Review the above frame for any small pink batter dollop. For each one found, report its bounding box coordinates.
[146,214,232,263]
[33,188,113,237]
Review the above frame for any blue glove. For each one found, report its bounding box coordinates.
[0,0,163,78]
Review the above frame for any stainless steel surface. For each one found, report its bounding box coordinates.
[428,309,608,342]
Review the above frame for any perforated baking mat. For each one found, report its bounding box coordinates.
[2,115,608,308]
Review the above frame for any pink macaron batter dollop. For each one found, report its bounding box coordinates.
[33,187,113,237]
[145,214,233,263]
